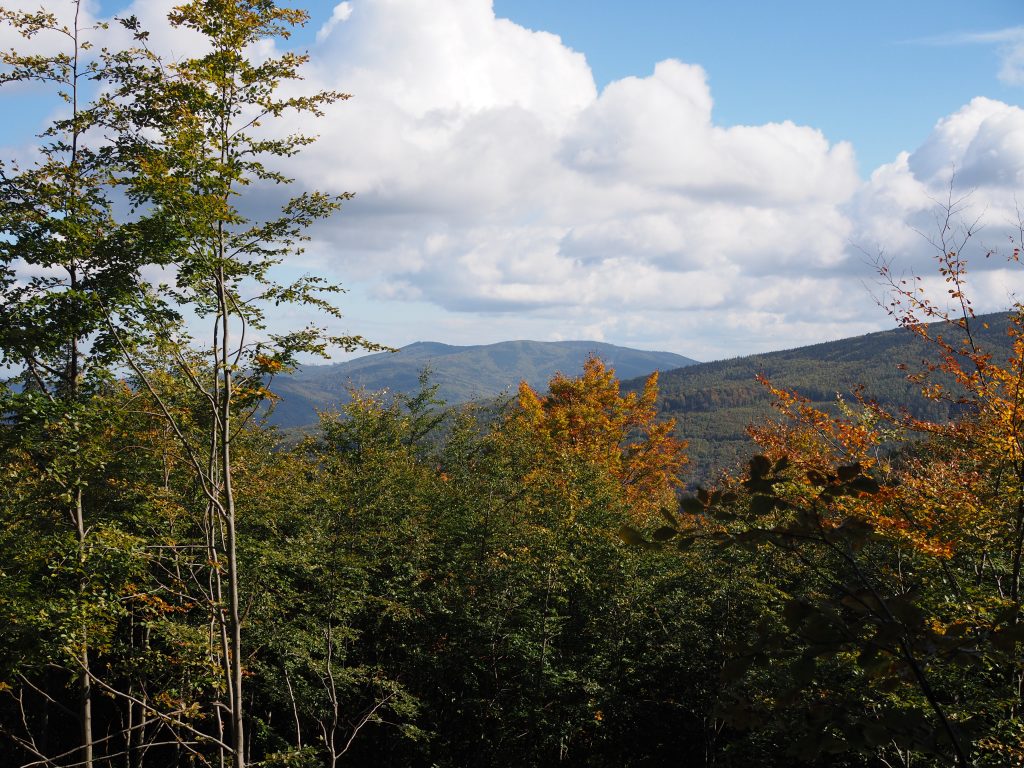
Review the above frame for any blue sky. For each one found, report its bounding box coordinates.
[4,1,1024,360]
[493,0,1023,174]
[220,0,1024,174]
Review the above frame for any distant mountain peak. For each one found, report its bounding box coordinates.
[269,339,698,429]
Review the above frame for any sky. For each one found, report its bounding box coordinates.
[3,0,1024,362]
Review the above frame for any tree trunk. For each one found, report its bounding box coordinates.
[68,5,93,763]
[75,487,94,768]
[218,267,245,768]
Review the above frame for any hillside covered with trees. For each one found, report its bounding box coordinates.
[627,312,1015,482]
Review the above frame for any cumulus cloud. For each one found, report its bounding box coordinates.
[849,96,1024,323]
[270,0,890,354]
[9,0,1024,358]
[253,0,1024,356]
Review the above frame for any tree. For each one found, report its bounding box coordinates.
[97,2,383,765]
[0,1,379,764]
[514,356,688,524]
[0,4,175,764]
[611,194,1024,767]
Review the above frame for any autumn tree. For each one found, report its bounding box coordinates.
[514,356,688,524]
[638,200,1024,767]
[296,370,773,766]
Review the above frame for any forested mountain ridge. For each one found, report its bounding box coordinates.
[271,314,1017,481]
[623,311,1015,481]
[268,339,697,427]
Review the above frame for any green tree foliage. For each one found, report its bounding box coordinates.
[0,0,377,764]
[101,2,384,765]
[0,5,176,765]
[261,373,784,767]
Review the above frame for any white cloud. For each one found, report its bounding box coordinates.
[851,97,1024,322]
[317,2,353,43]
[8,0,1024,359]
[915,26,1024,87]
[266,0,880,355]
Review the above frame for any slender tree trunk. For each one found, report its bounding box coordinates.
[70,235,93,768]
[76,488,94,768]
[283,667,302,750]
[218,266,245,768]
[68,4,94,764]
[208,506,231,768]
[205,409,232,767]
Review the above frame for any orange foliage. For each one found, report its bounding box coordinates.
[875,242,1024,558]
[514,356,687,522]
[253,353,284,374]
[751,376,878,468]
[749,377,979,556]
[754,234,1024,558]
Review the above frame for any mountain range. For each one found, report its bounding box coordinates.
[267,340,697,428]
[268,313,1016,482]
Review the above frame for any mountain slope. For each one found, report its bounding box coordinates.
[268,340,697,428]
[623,312,1016,482]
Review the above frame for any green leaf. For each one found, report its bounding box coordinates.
[990,623,1024,652]
[885,597,925,628]
[749,454,772,480]
[783,598,814,628]
[617,526,647,547]
[848,475,881,494]
[807,469,828,486]
[829,517,874,550]
[873,621,906,647]
[750,494,779,517]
